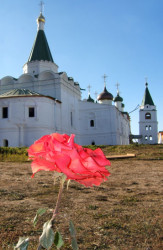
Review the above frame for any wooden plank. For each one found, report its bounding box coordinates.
[106,153,136,159]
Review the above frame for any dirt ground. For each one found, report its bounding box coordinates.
[0,158,163,249]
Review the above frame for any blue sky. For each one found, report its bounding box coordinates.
[0,0,162,135]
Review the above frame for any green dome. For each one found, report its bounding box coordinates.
[114,94,123,102]
[87,94,94,103]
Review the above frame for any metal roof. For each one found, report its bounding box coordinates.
[0,89,61,103]
[0,89,41,97]
[28,30,54,63]
[141,83,154,106]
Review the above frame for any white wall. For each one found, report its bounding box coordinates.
[77,101,130,145]
[0,96,59,147]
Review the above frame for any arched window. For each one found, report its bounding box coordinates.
[145,125,148,131]
[90,120,94,127]
[149,125,152,130]
[89,112,95,128]
[145,113,151,119]
[145,135,148,140]
[91,141,95,145]
[3,139,8,147]
[149,135,153,141]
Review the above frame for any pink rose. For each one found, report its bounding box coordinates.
[28,133,110,187]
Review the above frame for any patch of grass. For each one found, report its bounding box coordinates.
[93,213,109,219]
[88,205,98,210]
[120,196,139,206]
[0,147,28,162]
[85,144,163,160]
[0,144,163,162]
[96,195,108,201]
[103,220,126,230]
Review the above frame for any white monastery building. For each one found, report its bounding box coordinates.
[0,10,153,147]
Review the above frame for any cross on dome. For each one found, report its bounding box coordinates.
[39,1,44,14]
[102,74,108,87]
[87,85,92,95]
[94,91,98,99]
[115,82,120,94]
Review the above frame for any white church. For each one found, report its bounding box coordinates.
[0,10,158,147]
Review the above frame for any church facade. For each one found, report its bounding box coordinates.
[0,11,130,147]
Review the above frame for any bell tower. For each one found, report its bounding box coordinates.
[139,82,158,144]
[23,2,58,75]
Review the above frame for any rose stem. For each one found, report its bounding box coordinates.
[37,180,64,250]
[51,180,64,221]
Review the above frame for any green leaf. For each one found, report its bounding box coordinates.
[37,208,47,216]
[33,208,47,227]
[54,231,64,249]
[39,220,54,249]
[14,237,29,250]
[69,221,78,250]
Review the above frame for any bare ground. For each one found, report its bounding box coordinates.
[0,158,163,249]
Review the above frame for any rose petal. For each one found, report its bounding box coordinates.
[77,177,106,187]
[31,158,59,177]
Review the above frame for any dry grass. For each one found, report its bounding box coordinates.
[0,145,163,249]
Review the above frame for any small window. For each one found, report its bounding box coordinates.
[3,139,8,147]
[92,141,95,145]
[145,126,148,131]
[90,120,94,127]
[149,135,153,141]
[145,135,148,140]
[145,113,151,119]
[2,107,8,118]
[149,125,152,130]
[29,107,35,117]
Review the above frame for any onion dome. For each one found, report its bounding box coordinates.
[114,93,123,102]
[87,94,94,103]
[37,13,45,23]
[97,86,113,101]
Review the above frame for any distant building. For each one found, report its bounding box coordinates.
[158,131,163,144]
[0,11,131,147]
[139,83,158,144]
